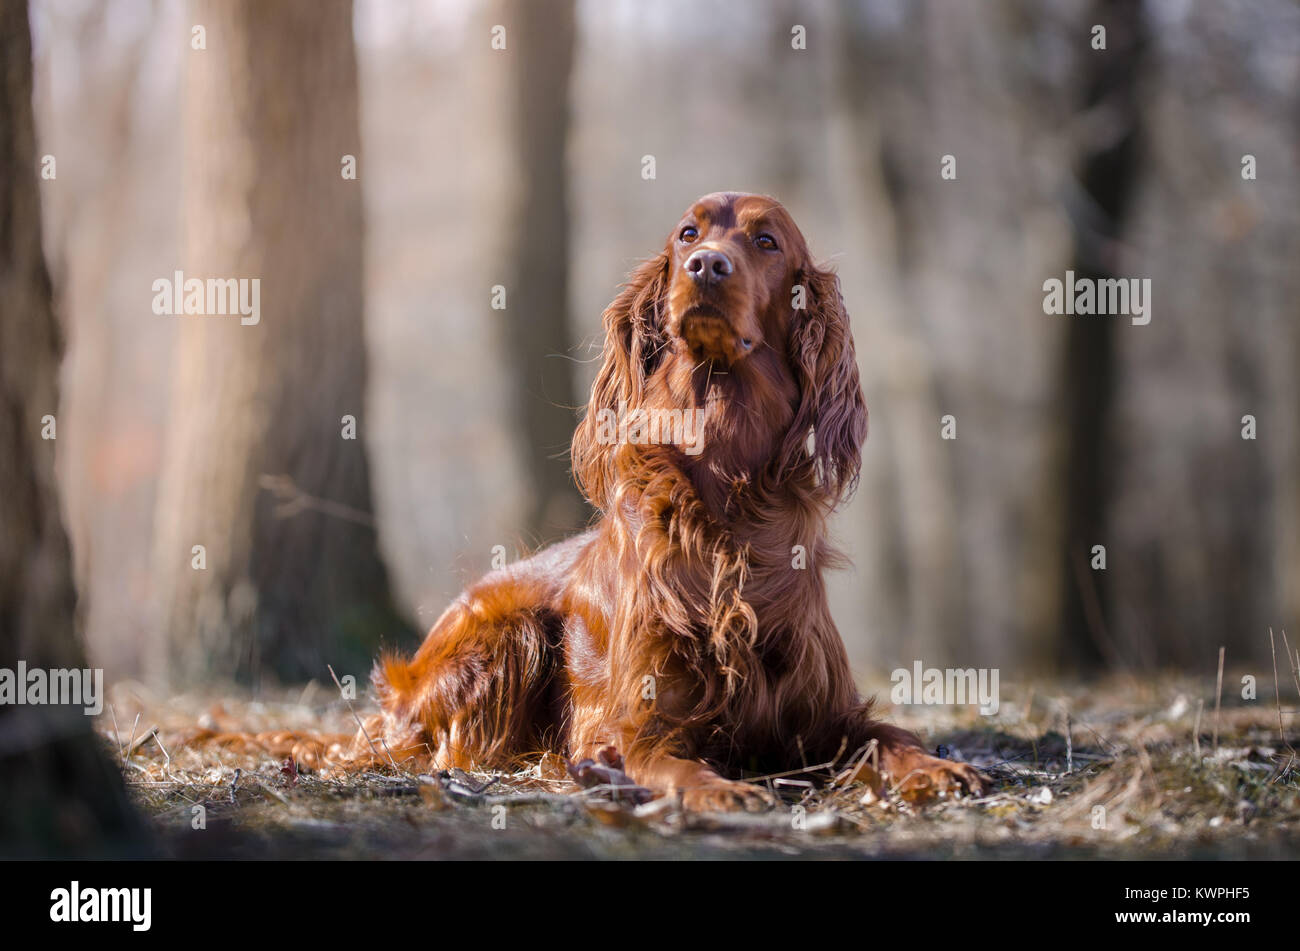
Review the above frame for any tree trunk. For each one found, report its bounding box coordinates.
[0,0,143,856]
[494,0,584,543]
[1055,0,1149,670]
[1057,0,1148,670]
[151,0,411,685]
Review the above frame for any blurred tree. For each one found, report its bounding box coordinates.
[1057,0,1148,670]
[1097,1,1298,671]
[41,0,158,678]
[0,0,143,856]
[151,0,412,685]
[830,1,995,665]
[493,0,584,543]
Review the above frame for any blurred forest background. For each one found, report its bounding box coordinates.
[18,0,1300,693]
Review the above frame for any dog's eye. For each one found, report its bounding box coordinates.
[680,226,699,243]
[755,233,779,251]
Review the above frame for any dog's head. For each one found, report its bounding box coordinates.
[573,192,867,511]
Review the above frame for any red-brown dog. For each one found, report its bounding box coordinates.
[369,192,987,809]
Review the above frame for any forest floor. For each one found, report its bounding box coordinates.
[100,674,1300,860]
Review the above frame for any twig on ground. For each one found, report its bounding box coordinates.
[109,704,125,764]
[1282,630,1300,704]
[1213,645,1225,754]
[327,662,398,772]
[128,726,159,756]
[1066,713,1073,774]
[125,712,141,759]
[1269,628,1294,755]
[1193,698,1203,760]
[151,729,171,769]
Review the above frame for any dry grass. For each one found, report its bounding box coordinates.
[99,673,1300,859]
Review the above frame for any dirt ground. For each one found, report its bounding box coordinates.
[100,675,1300,860]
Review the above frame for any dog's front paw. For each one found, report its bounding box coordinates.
[880,746,989,801]
[679,778,772,813]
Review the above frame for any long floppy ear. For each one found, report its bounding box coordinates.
[776,261,868,506]
[571,249,670,509]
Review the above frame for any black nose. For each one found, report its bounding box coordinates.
[685,248,733,286]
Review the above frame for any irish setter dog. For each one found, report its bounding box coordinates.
[369,192,987,809]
